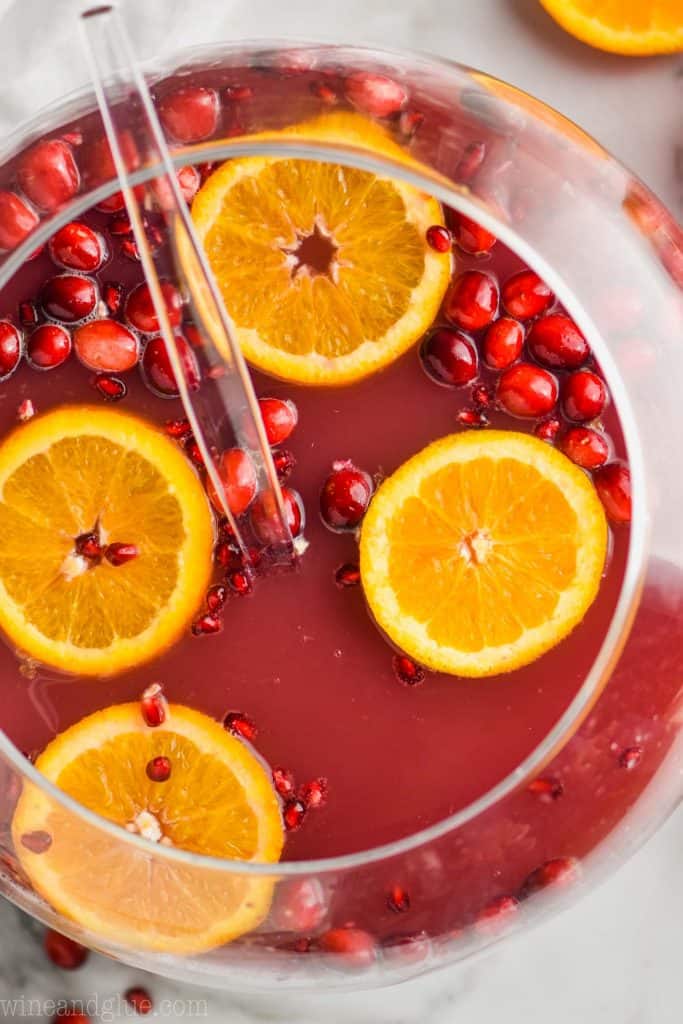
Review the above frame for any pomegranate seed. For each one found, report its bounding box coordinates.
[457,408,489,428]
[0,191,39,251]
[382,931,431,965]
[74,319,139,374]
[528,314,589,369]
[44,928,89,969]
[344,72,407,117]
[259,396,298,445]
[108,213,132,236]
[273,766,296,798]
[214,540,241,570]
[20,829,52,853]
[559,427,609,469]
[125,280,182,334]
[121,239,140,261]
[272,447,296,482]
[535,417,561,442]
[165,417,192,439]
[387,884,410,913]
[619,744,643,770]
[225,84,253,101]
[146,755,171,782]
[27,324,72,370]
[393,654,426,686]
[41,274,97,323]
[472,384,493,408]
[102,281,123,315]
[474,895,519,935]
[159,87,219,143]
[224,711,257,741]
[562,370,607,422]
[310,81,337,105]
[482,317,524,370]
[184,437,205,467]
[335,562,361,588]
[398,109,424,138]
[91,374,127,401]
[425,225,451,253]
[17,398,35,421]
[206,583,228,613]
[444,270,499,331]
[141,334,200,396]
[19,301,38,325]
[520,857,581,898]
[497,363,558,418]
[191,612,223,636]
[18,140,79,212]
[449,211,497,255]
[104,542,138,566]
[527,777,564,802]
[593,463,631,524]
[207,448,257,517]
[318,927,377,969]
[198,161,217,184]
[299,777,328,810]
[320,463,373,531]
[226,569,253,596]
[454,141,486,183]
[501,270,554,320]
[176,164,201,204]
[61,130,83,148]
[270,878,327,932]
[48,222,105,272]
[124,987,154,1015]
[75,531,102,561]
[140,683,167,727]
[283,798,307,831]
[0,321,22,380]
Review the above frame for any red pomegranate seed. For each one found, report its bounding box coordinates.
[91,374,127,401]
[44,928,89,969]
[225,84,253,101]
[20,829,52,853]
[593,463,631,524]
[335,562,361,588]
[18,139,79,212]
[102,281,123,316]
[176,165,201,204]
[528,314,589,369]
[619,744,643,770]
[17,398,35,421]
[454,141,486,183]
[457,408,489,428]
[382,931,431,965]
[474,895,519,935]
[224,711,257,741]
[206,583,228,613]
[398,109,424,138]
[344,72,407,117]
[559,427,609,469]
[273,766,296,798]
[48,222,105,273]
[502,270,554,320]
[283,798,307,831]
[41,274,97,323]
[61,130,83,148]
[146,755,171,782]
[191,612,223,636]
[387,884,411,913]
[449,211,497,255]
[497,363,558,418]
[104,542,138,566]
[420,328,478,387]
[269,877,327,932]
[198,161,217,184]
[520,857,580,898]
[140,683,167,727]
[159,87,220,143]
[444,270,499,331]
[75,531,102,561]
[19,301,38,325]
[51,1011,91,1024]
[214,540,241,570]
[259,396,298,445]
[141,334,200,397]
[164,417,192,439]
[318,927,377,969]
[527,777,564,802]
[125,280,182,334]
[310,81,337,105]
[482,317,524,370]
[393,654,425,686]
[108,213,132,237]
[0,321,22,380]
[535,417,561,443]
[471,384,493,408]
[27,324,72,370]
[121,239,141,261]
[299,777,328,810]
[184,437,205,468]
[74,319,139,374]
[562,370,607,422]
[272,447,296,482]
[226,569,253,596]
[320,463,373,531]
[425,225,451,253]
[0,191,39,251]
[207,448,258,517]
[124,987,154,1015]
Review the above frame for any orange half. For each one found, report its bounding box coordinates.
[539,0,683,54]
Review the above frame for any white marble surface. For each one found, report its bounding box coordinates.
[0,0,681,1020]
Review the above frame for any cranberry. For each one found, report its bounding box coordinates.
[146,756,171,782]
[562,370,607,422]
[48,222,105,272]
[0,191,39,251]
[454,141,486,183]
[593,463,631,524]
[272,447,296,482]
[223,711,257,741]
[527,777,564,802]
[444,270,499,331]
[310,80,337,105]
[177,165,201,203]
[420,327,477,387]
[125,281,182,334]
[20,829,52,853]
[192,612,223,636]
[41,274,97,323]
[520,857,580,898]
[501,270,554,320]
[259,396,298,445]
[0,321,22,380]
[27,324,72,370]
[393,654,425,686]
[206,583,228,613]
[425,225,451,253]
[251,486,304,544]
[140,683,167,727]
[159,87,219,143]
[283,798,307,831]
[528,314,589,369]
[82,131,140,213]
[269,878,327,932]
[473,895,519,935]
[74,319,139,373]
[318,927,377,969]
[18,140,79,212]
[44,928,89,969]
[535,417,561,442]
[335,562,361,588]
[104,542,138,566]
[387,884,411,913]
[124,987,154,1015]
[208,448,257,517]
[482,317,524,369]
[344,72,407,117]
[299,777,328,809]
[225,84,253,101]
[448,211,496,255]
[272,766,296,798]
[141,334,201,397]
[619,745,643,770]
[320,463,373,531]
[559,427,609,469]
[226,568,254,596]
[497,363,558,418]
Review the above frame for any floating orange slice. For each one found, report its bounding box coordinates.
[539,0,683,54]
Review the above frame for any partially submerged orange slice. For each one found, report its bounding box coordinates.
[12,702,284,952]
[539,0,683,54]
[360,430,607,677]
[0,406,213,676]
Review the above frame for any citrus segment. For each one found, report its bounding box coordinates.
[539,0,683,54]
[12,702,284,952]
[360,430,607,677]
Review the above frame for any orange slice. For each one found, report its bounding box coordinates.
[190,112,452,385]
[0,406,213,676]
[12,702,284,952]
[360,430,607,677]
[539,0,683,54]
